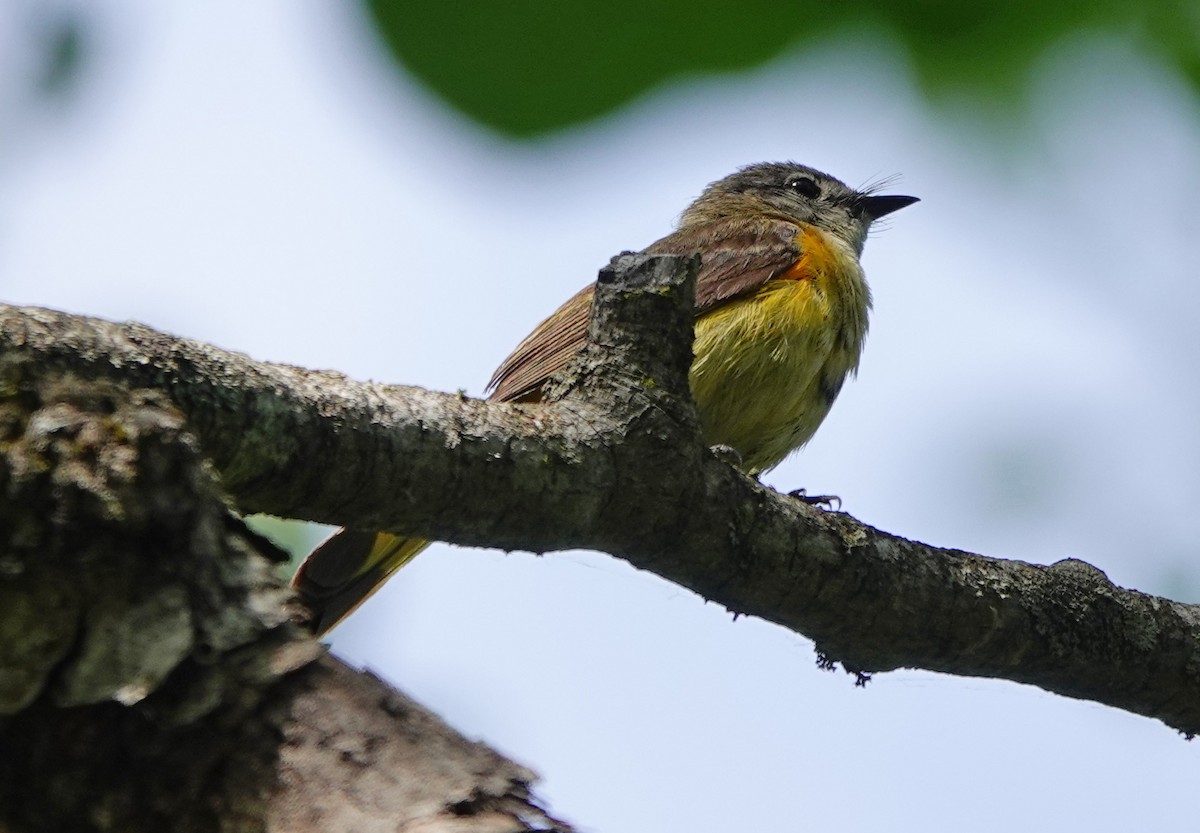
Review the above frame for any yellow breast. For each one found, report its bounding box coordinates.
[688,226,870,474]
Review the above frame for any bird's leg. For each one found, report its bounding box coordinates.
[788,488,841,511]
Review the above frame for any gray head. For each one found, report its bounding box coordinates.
[682,162,918,254]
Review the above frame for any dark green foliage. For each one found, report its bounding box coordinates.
[361,0,1199,136]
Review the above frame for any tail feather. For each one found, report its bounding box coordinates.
[292,529,430,635]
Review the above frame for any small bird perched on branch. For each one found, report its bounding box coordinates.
[294,161,918,635]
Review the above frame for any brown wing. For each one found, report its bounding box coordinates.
[648,216,803,315]
[487,284,594,402]
[486,216,804,402]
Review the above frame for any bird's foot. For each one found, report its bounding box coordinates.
[788,489,841,511]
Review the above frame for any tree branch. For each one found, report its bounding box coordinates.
[0,367,568,832]
[2,252,1198,740]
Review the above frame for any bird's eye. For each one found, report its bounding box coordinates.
[788,176,821,199]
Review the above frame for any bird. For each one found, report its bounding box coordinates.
[293,161,918,635]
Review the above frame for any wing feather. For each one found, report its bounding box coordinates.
[486,216,803,403]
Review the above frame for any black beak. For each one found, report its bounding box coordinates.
[861,194,919,220]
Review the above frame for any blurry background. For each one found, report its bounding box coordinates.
[2,1,1198,829]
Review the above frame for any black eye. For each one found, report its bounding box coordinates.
[787,176,821,199]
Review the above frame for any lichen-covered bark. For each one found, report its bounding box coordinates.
[1,251,1198,759]
[0,366,566,833]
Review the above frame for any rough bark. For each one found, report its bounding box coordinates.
[0,368,567,832]
[0,251,1197,833]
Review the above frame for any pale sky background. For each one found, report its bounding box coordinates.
[2,2,1199,831]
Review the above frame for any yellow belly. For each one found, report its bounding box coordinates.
[689,256,868,474]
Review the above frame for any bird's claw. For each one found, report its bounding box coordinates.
[788,489,841,511]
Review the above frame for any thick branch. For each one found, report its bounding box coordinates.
[0,371,568,832]
[2,254,1198,737]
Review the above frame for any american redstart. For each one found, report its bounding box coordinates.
[294,162,917,634]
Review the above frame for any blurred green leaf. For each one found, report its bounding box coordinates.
[362,0,1200,136]
[33,11,87,100]
[243,515,328,577]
